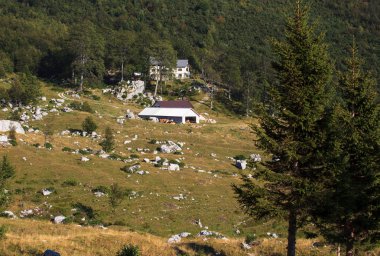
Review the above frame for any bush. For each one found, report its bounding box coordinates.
[92,185,109,194]
[100,127,115,153]
[91,94,101,100]
[116,244,140,256]
[129,154,139,159]
[62,147,73,152]
[62,179,78,187]
[8,126,17,146]
[245,233,256,244]
[32,143,40,148]
[149,139,157,144]
[8,110,20,121]
[44,142,53,149]
[72,202,96,221]
[234,155,247,160]
[82,102,94,113]
[82,116,98,133]
[69,101,94,113]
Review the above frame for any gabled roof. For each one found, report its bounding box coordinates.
[138,107,199,117]
[150,57,189,68]
[176,59,188,68]
[153,100,194,108]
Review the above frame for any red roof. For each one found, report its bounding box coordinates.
[153,100,194,108]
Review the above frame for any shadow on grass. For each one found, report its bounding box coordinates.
[175,242,227,256]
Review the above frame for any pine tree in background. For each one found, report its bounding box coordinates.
[0,155,15,207]
[100,126,115,153]
[233,1,333,255]
[313,41,380,256]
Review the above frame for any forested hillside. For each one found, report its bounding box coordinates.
[0,0,379,108]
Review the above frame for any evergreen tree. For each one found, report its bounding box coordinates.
[0,155,15,207]
[100,126,115,153]
[233,2,333,256]
[313,41,380,256]
[82,116,98,134]
[8,126,17,146]
[109,183,125,213]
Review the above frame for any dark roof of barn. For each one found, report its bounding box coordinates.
[153,100,194,108]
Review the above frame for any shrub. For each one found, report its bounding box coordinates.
[62,147,73,152]
[149,139,157,144]
[82,102,94,113]
[62,179,78,187]
[69,101,94,113]
[32,143,40,148]
[245,233,256,244]
[92,185,109,194]
[8,110,20,121]
[72,202,96,220]
[116,244,140,256]
[44,142,53,149]
[234,155,247,160]
[8,126,17,146]
[100,127,115,153]
[129,154,139,159]
[108,153,127,161]
[82,116,98,133]
[91,94,101,100]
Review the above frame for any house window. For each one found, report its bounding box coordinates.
[186,68,189,71]
[178,68,182,71]
[178,74,182,78]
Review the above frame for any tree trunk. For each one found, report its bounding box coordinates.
[246,86,250,117]
[121,61,124,82]
[287,209,297,256]
[79,73,84,92]
[210,84,214,110]
[154,66,160,96]
[336,245,341,256]
[345,222,355,256]
[346,240,354,256]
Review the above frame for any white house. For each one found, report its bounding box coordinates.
[149,59,190,80]
[138,100,200,124]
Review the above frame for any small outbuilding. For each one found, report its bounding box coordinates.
[138,100,200,124]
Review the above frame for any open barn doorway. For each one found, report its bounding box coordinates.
[185,116,196,123]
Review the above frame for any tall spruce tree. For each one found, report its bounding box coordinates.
[313,41,380,256]
[233,2,333,256]
[0,155,15,207]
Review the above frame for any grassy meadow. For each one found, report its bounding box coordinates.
[0,81,367,255]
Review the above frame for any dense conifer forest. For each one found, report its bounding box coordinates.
[0,1,379,97]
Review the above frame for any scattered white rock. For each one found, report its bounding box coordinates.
[250,153,262,162]
[42,189,53,196]
[19,209,33,218]
[160,141,182,153]
[0,120,25,134]
[94,192,106,197]
[54,215,66,224]
[81,156,90,162]
[236,160,247,170]
[2,210,17,219]
[168,163,180,171]
[242,242,252,250]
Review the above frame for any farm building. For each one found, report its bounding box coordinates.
[149,58,190,80]
[138,100,200,124]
